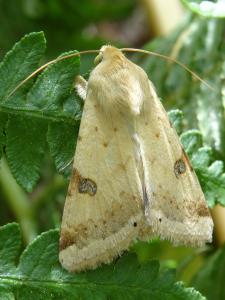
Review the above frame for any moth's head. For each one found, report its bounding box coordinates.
[94,45,124,65]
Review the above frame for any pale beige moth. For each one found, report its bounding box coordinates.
[59,45,213,272]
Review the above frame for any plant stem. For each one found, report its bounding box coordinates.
[0,156,37,244]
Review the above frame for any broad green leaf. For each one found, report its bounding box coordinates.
[181,0,225,18]
[192,244,225,300]
[6,116,47,192]
[0,32,46,105]
[0,223,205,300]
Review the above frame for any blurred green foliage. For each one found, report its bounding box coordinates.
[0,0,135,59]
[138,15,225,156]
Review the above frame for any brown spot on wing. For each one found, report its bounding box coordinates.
[174,148,193,178]
[79,177,97,196]
[67,168,97,197]
[197,202,210,217]
[174,158,186,178]
[103,142,108,147]
[60,232,75,251]
[155,132,160,138]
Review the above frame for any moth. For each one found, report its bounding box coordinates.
[59,45,213,272]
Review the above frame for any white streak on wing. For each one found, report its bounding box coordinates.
[132,133,152,218]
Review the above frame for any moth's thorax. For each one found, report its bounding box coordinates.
[88,55,150,117]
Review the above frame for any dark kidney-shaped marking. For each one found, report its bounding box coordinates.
[78,177,97,196]
[174,158,186,178]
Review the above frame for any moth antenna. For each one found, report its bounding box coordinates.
[6,49,99,99]
[121,48,214,91]
[7,47,214,99]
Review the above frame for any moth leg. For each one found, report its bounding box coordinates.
[74,75,88,101]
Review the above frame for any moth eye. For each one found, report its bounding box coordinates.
[94,53,103,65]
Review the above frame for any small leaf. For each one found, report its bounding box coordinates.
[181,0,225,18]
[0,32,46,104]
[6,116,47,192]
[0,223,21,274]
[191,146,213,168]
[26,51,80,122]
[192,244,225,300]
[180,130,203,155]
[168,109,184,134]
[47,91,82,175]
[47,122,79,176]
[172,113,225,207]
[0,223,205,300]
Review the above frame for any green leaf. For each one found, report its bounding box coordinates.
[0,223,205,300]
[179,126,225,207]
[181,0,225,18]
[192,244,225,300]
[47,91,82,176]
[0,32,46,104]
[26,51,80,123]
[47,122,79,176]
[1,43,81,191]
[168,109,184,134]
[191,146,213,168]
[180,130,203,155]
[0,223,21,274]
[6,116,47,192]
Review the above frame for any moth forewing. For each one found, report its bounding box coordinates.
[137,80,213,246]
[59,45,213,272]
